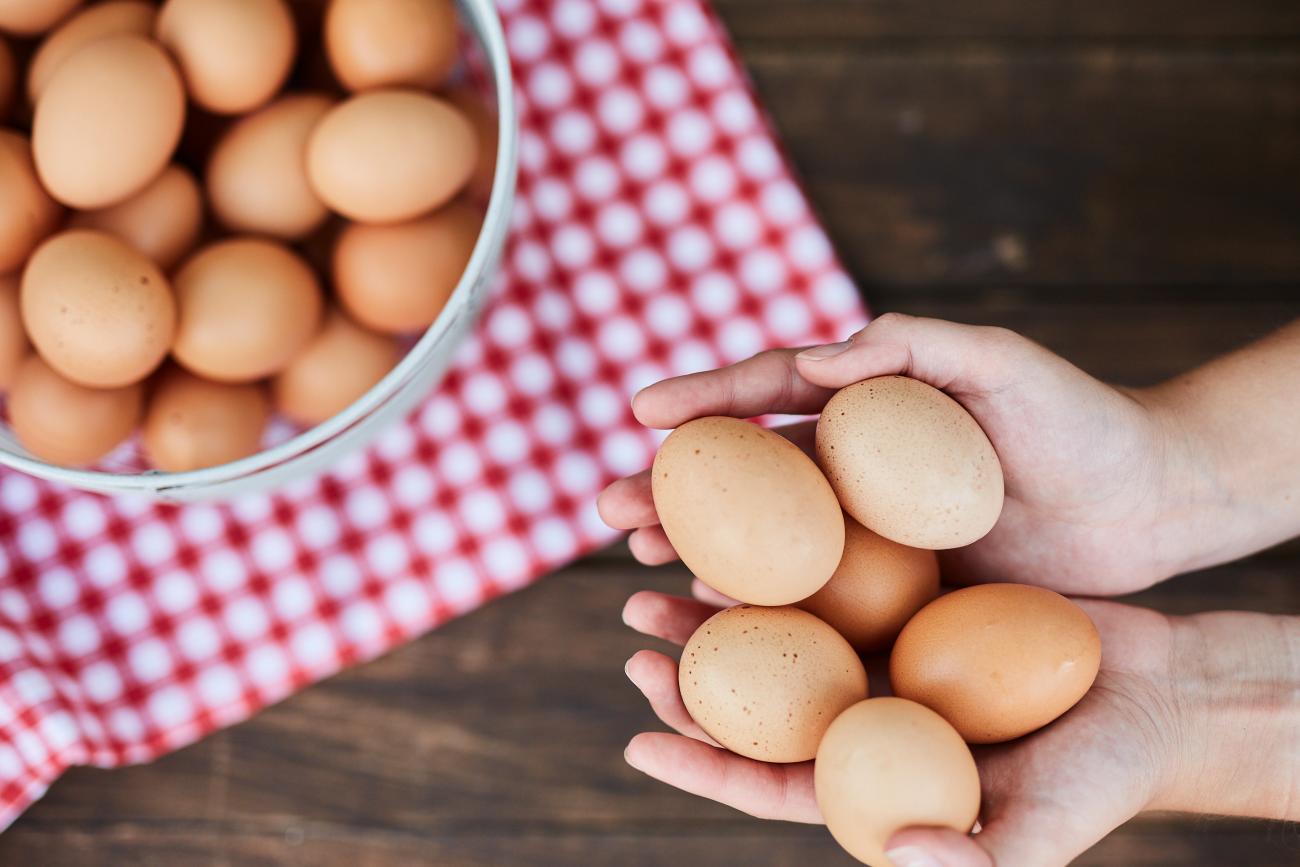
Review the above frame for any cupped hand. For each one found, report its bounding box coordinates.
[600,313,1200,595]
[621,587,1298,866]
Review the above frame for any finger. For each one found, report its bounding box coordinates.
[625,650,720,746]
[886,828,992,867]
[690,579,739,608]
[622,591,719,645]
[632,349,837,429]
[596,470,657,530]
[624,732,822,824]
[794,313,1026,398]
[628,526,678,565]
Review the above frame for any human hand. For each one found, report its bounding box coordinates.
[600,313,1210,595]
[621,587,1300,866]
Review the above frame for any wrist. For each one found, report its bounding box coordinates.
[1129,384,1240,578]
[1149,612,1300,820]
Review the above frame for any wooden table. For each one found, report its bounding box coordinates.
[3,1,1299,863]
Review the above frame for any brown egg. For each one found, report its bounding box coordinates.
[680,605,868,763]
[444,86,498,204]
[306,91,477,224]
[815,698,980,867]
[273,308,400,426]
[891,583,1102,743]
[798,516,939,653]
[33,35,185,209]
[0,34,14,116]
[206,93,334,240]
[816,376,1005,550]
[652,417,845,606]
[27,0,157,102]
[324,0,457,93]
[8,354,142,466]
[0,274,27,389]
[21,229,174,388]
[0,131,63,274]
[332,202,480,334]
[69,165,202,270]
[172,238,323,382]
[143,367,269,471]
[156,0,296,115]
[0,0,83,37]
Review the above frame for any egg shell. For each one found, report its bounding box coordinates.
[27,0,157,102]
[0,131,63,274]
[172,238,323,383]
[815,698,980,867]
[8,354,142,466]
[652,416,845,606]
[143,367,269,472]
[890,583,1102,744]
[69,165,202,270]
[156,0,296,115]
[325,0,458,93]
[273,308,401,426]
[306,90,477,224]
[679,605,868,763]
[816,376,1005,549]
[0,0,83,37]
[0,274,28,389]
[33,35,185,209]
[0,34,14,116]
[797,515,939,653]
[332,202,480,334]
[206,93,334,240]
[444,86,498,204]
[21,229,174,388]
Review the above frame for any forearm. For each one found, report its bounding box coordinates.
[1151,611,1300,821]
[1142,319,1300,574]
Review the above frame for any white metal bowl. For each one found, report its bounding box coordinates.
[0,0,518,503]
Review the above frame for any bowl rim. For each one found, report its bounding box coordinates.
[0,0,519,494]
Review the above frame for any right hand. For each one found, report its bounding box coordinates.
[599,313,1206,596]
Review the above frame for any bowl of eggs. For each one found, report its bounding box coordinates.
[0,0,517,502]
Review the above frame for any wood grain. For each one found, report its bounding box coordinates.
[1,0,1298,863]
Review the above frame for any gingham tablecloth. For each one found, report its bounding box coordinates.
[0,0,865,827]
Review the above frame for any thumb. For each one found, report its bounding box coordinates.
[793,313,1028,399]
[884,827,992,867]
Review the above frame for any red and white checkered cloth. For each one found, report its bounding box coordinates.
[0,0,865,827]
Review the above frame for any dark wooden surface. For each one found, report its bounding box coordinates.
[3,1,1300,864]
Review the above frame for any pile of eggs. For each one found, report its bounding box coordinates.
[0,0,495,472]
[652,376,1102,866]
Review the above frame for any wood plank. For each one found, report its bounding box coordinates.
[741,51,1300,288]
[713,0,1300,43]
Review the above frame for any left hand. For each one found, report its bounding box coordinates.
[621,586,1300,866]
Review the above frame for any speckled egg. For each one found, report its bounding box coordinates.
[816,698,980,867]
[679,605,868,763]
[890,583,1102,743]
[816,376,1004,549]
[21,229,174,388]
[798,515,939,653]
[652,416,845,606]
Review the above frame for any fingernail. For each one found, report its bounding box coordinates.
[885,846,944,867]
[796,340,852,361]
[623,657,635,681]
